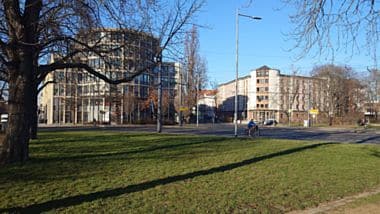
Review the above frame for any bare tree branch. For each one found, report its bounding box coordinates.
[38,60,158,85]
[37,80,55,94]
[284,0,380,60]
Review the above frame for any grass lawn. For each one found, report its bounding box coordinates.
[0,131,379,213]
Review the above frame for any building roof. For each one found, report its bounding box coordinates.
[279,74,325,81]
[218,75,251,87]
[200,89,217,96]
[256,65,271,70]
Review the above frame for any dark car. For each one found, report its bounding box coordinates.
[263,119,277,126]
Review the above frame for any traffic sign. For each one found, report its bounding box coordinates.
[179,107,188,111]
[309,109,319,115]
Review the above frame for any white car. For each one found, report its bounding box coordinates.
[1,114,8,123]
[263,119,277,126]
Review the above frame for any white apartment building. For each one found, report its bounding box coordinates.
[198,90,217,122]
[216,75,250,121]
[217,65,327,123]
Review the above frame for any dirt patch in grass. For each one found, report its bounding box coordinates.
[331,203,380,214]
[288,188,380,214]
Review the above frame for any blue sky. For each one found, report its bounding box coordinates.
[196,0,377,86]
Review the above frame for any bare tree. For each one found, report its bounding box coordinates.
[143,86,171,122]
[267,68,302,125]
[123,89,138,124]
[182,25,208,121]
[0,0,204,165]
[283,0,380,60]
[311,64,364,124]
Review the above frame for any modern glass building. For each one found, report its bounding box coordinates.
[40,29,179,124]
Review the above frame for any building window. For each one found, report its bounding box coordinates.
[257,70,269,77]
[257,104,260,108]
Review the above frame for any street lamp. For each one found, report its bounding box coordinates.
[234,8,262,137]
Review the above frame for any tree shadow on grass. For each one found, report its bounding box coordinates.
[33,132,161,145]
[354,136,380,144]
[31,137,228,163]
[370,150,380,158]
[1,142,335,213]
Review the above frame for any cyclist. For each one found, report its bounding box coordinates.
[247,119,257,136]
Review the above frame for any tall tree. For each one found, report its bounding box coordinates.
[0,0,204,165]
[182,25,207,120]
[143,87,171,121]
[311,64,364,124]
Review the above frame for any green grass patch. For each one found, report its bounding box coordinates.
[368,124,380,130]
[0,131,379,213]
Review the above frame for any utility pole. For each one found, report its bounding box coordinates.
[234,8,239,137]
[179,72,183,126]
[307,79,311,127]
[234,8,262,137]
[167,73,170,121]
[109,83,112,125]
[157,55,162,133]
[196,74,200,127]
[288,83,291,127]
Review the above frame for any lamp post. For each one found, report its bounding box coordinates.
[234,8,261,137]
[157,54,162,133]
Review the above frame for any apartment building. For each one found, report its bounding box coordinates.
[198,90,217,122]
[217,66,327,123]
[249,65,327,123]
[156,62,181,121]
[40,29,179,124]
[216,75,250,121]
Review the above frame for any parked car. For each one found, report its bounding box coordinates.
[1,113,8,131]
[263,119,277,126]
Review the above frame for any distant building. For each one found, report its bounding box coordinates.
[217,65,327,123]
[198,90,217,122]
[216,76,250,122]
[40,28,180,124]
[157,62,182,121]
[364,71,380,122]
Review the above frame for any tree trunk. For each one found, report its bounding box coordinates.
[30,89,38,139]
[0,67,34,165]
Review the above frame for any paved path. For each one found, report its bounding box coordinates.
[39,123,380,144]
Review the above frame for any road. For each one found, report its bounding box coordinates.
[39,123,380,144]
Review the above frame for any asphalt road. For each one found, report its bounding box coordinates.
[39,123,380,144]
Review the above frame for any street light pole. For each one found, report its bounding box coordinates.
[234,8,261,137]
[196,74,200,127]
[307,79,311,127]
[157,54,162,133]
[234,8,239,137]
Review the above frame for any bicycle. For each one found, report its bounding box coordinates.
[245,125,260,137]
